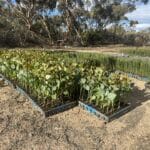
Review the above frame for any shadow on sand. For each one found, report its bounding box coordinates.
[129,86,150,110]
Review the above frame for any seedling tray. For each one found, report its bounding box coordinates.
[0,73,131,122]
[0,74,78,117]
[78,101,131,122]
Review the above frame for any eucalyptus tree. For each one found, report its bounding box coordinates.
[81,0,149,45]
[34,0,58,44]
[0,0,14,46]
[0,0,149,47]
[57,0,88,45]
[7,0,58,45]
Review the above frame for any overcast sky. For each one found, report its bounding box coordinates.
[126,2,150,31]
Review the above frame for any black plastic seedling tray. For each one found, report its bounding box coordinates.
[78,101,131,122]
[0,73,131,122]
[0,74,78,117]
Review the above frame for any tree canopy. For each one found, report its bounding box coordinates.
[0,0,149,47]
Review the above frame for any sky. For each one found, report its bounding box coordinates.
[126,2,150,31]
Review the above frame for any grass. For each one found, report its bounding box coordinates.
[120,47,150,57]
[42,50,150,78]
[1,48,150,78]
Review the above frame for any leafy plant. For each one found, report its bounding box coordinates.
[79,66,132,114]
[0,50,132,114]
[121,48,150,57]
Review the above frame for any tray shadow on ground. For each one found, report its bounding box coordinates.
[107,86,150,121]
[129,86,150,110]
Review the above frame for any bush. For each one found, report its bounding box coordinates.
[124,33,149,46]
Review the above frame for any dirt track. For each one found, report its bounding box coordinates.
[0,78,150,150]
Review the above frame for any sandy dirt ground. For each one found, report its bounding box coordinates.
[13,45,128,53]
[49,45,143,53]
[0,78,150,150]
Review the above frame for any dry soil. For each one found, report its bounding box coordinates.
[0,78,150,150]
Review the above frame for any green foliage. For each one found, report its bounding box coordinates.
[121,47,150,57]
[0,0,149,47]
[79,67,131,114]
[57,51,150,78]
[0,50,132,114]
[82,29,121,45]
[123,33,149,46]
[72,52,150,78]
